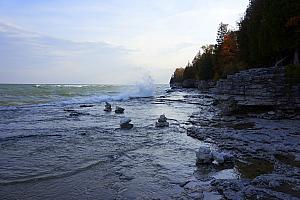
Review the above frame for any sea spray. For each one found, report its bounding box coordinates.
[132,75,155,98]
[60,75,155,105]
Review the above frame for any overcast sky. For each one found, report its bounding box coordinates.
[0,0,249,84]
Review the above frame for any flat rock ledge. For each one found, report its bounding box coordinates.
[187,113,300,199]
[211,66,300,115]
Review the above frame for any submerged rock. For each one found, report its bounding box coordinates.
[156,121,169,127]
[115,106,125,114]
[69,111,82,117]
[64,108,76,112]
[155,114,169,127]
[79,104,94,108]
[104,102,112,112]
[120,117,133,129]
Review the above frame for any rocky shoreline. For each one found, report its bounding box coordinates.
[170,66,300,199]
[186,106,300,199]
[171,65,300,118]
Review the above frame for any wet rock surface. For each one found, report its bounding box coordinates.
[120,117,133,129]
[115,106,125,114]
[155,114,169,127]
[186,95,300,199]
[79,104,94,108]
[104,102,112,112]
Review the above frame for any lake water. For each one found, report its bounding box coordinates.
[0,83,230,199]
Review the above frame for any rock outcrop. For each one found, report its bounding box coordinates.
[212,66,300,112]
[182,79,197,88]
[197,80,216,92]
[171,79,216,90]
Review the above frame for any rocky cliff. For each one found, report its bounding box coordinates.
[211,66,300,111]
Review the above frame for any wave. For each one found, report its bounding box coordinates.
[0,159,104,186]
[60,76,155,105]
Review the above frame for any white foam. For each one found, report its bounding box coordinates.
[55,84,89,88]
[60,75,155,105]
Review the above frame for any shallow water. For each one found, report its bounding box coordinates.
[0,85,235,199]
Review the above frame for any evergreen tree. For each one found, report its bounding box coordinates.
[216,22,229,46]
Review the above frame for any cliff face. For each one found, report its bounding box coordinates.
[211,66,300,110]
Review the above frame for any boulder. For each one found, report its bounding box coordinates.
[158,114,167,122]
[211,151,233,165]
[196,146,212,164]
[120,117,133,129]
[196,147,233,165]
[115,106,125,114]
[155,114,169,127]
[104,102,112,112]
[120,117,131,124]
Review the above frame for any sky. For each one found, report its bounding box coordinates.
[0,0,249,84]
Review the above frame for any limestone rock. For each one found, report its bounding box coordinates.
[115,106,125,114]
[196,146,212,164]
[120,117,133,129]
[104,102,112,112]
[196,145,233,165]
[155,114,169,127]
[211,151,234,165]
[182,79,197,88]
[212,66,300,112]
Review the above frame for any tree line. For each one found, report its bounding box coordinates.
[170,0,299,85]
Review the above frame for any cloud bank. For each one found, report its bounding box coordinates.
[0,0,249,84]
[0,22,138,84]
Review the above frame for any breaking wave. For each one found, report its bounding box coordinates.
[60,75,155,105]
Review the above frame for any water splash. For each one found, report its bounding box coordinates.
[132,75,155,98]
[60,75,155,105]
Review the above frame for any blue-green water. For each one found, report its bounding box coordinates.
[0,84,155,107]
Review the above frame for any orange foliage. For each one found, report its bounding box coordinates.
[220,32,239,62]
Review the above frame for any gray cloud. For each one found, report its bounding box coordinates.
[0,22,137,84]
